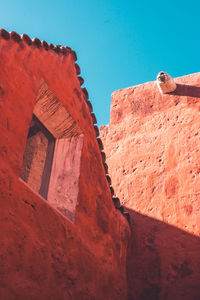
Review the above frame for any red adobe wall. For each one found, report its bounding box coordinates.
[100,73,200,299]
[0,31,130,300]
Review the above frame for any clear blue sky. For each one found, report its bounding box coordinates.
[0,0,199,125]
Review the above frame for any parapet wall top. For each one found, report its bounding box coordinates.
[156,71,176,94]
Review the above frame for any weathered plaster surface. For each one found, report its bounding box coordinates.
[101,73,200,299]
[0,35,130,300]
[48,135,84,222]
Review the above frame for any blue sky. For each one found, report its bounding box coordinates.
[0,0,199,125]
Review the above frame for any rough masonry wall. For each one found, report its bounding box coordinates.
[100,73,200,300]
[0,34,130,300]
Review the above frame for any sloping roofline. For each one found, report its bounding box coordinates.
[0,28,130,223]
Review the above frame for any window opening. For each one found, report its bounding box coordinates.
[20,79,83,223]
[20,114,55,199]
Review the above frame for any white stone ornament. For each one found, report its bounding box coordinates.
[156,71,176,94]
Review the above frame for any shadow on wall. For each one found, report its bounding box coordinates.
[169,84,200,98]
[125,208,200,300]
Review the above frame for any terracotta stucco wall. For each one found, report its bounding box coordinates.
[0,34,130,300]
[100,73,200,299]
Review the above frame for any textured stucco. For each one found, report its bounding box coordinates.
[0,35,130,300]
[101,73,200,299]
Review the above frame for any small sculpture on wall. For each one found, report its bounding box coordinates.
[156,71,176,94]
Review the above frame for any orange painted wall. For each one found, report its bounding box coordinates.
[101,73,200,299]
[0,35,130,300]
